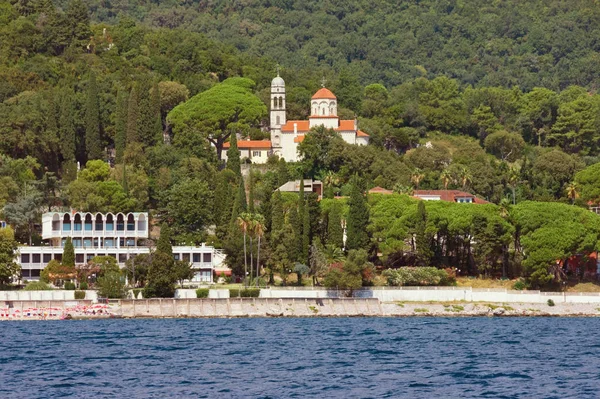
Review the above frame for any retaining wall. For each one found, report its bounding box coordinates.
[260,287,600,304]
[0,290,97,301]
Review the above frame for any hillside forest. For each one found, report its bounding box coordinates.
[2,0,600,289]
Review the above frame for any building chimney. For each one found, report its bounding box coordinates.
[294,123,297,134]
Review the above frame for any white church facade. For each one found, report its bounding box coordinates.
[221,74,369,163]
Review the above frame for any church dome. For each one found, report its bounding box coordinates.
[312,88,336,99]
[271,75,285,87]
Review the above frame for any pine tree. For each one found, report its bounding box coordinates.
[248,169,255,213]
[65,0,91,47]
[327,202,344,249]
[271,190,284,235]
[415,200,432,266]
[63,237,75,267]
[114,89,128,163]
[156,223,173,256]
[151,80,163,144]
[226,134,241,177]
[345,175,370,251]
[126,84,139,145]
[85,70,103,160]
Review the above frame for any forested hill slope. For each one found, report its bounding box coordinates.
[53,0,600,90]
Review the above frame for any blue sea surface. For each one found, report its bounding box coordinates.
[1,317,599,398]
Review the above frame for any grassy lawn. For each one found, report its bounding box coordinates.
[455,277,516,289]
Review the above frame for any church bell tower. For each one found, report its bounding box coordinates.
[270,71,286,148]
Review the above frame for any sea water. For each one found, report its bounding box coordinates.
[1,317,599,398]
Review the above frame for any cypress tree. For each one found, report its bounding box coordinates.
[415,200,432,266]
[63,237,75,267]
[307,192,320,242]
[214,170,234,238]
[345,175,370,251]
[226,134,241,177]
[137,77,156,147]
[327,202,344,249]
[271,190,283,235]
[114,89,128,163]
[126,84,139,145]
[151,80,163,144]
[248,169,255,213]
[302,197,310,263]
[122,164,129,196]
[59,90,76,162]
[65,0,91,46]
[288,205,301,262]
[85,70,103,160]
[277,158,290,186]
[156,223,173,256]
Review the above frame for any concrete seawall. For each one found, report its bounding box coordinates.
[120,298,383,318]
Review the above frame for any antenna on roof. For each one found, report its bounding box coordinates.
[276,64,280,76]
[321,76,327,88]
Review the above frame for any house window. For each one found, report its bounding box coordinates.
[31,269,40,278]
[193,253,201,263]
[21,269,30,278]
[32,254,41,263]
[76,254,84,263]
[119,254,127,263]
[43,254,51,263]
[173,254,180,261]
[252,151,261,157]
[183,253,190,262]
[21,254,30,263]
[203,253,212,263]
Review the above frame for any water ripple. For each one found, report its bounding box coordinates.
[0,317,599,398]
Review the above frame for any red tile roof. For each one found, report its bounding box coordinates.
[412,190,489,204]
[293,135,305,143]
[281,120,310,132]
[357,130,369,137]
[337,119,355,131]
[223,140,272,149]
[312,88,336,99]
[308,115,339,118]
[369,186,393,195]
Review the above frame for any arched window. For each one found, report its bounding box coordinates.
[62,214,71,232]
[137,214,147,231]
[322,107,325,115]
[105,214,114,231]
[73,214,82,231]
[52,214,60,231]
[127,214,135,231]
[116,214,125,231]
[276,116,280,125]
[278,97,283,108]
[95,214,103,231]
[84,214,93,231]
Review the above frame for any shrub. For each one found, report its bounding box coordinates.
[513,279,527,290]
[74,291,86,300]
[64,281,76,290]
[229,288,261,298]
[383,267,456,287]
[132,288,143,299]
[547,299,555,307]
[196,288,209,298]
[79,282,88,290]
[23,281,52,291]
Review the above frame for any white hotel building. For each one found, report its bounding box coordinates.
[18,212,221,283]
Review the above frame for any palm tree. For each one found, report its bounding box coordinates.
[411,168,425,189]
[440,169,452,190]
[237,213,252,286]
[566,182,580,205]
[322,170,340,197]
[498,198,511,219]
[459,166,472,190]
[508,167,520,205]
[323,244,345,265]
[252,214,265,287]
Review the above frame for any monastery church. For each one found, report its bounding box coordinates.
[222,74,369,163]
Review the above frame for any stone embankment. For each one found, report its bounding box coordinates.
[2,298,600,320]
